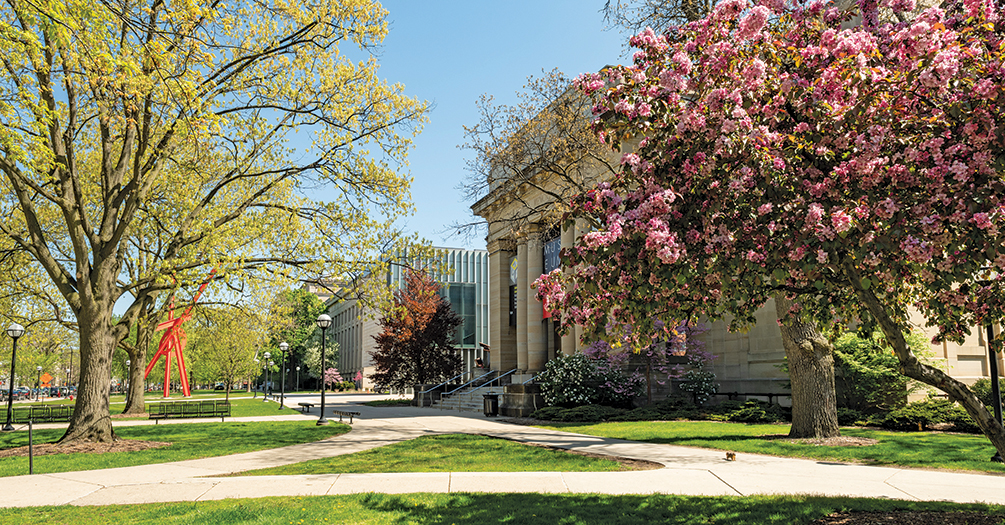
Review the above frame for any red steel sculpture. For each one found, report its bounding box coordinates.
[144,270,216,397]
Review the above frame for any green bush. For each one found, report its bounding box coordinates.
[836,407,865,426]
[970,378,1005,409]
[529,406,566,421]
[874,398,953,431]
[831,330,930,413]
[555,404,626,422]
[677,368,718,406]
[945,405,983,434]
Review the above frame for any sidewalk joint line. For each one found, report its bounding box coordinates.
[708,470,744,496]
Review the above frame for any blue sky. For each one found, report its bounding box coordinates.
[377,1,628,249]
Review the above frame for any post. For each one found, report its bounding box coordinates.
[3,324,24,431]
[278,342,288,410]
[35,366,41,402]
[317,314,332,426]
[988,323,1003,463]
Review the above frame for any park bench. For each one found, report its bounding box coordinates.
[10,404,72,424]
[331,409,360,424]
[297,402,314,413]
[713,392,792,405]
[147,400,231,423]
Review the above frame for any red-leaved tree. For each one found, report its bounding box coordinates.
[537,0,1005,456]
[370,269,463,391]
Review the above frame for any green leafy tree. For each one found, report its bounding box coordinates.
[0,0,427,443]
[189,308,266,402]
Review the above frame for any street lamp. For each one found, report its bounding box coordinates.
[278,342,288,410]
[316,313,332,426]
[263,351,271,402]
[296,366,301,392]
[3,324,25,431]
[36,366,42,401]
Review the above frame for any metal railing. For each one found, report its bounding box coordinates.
[417,372,467,396]
[437,368,517,408]
[522,373,539,385]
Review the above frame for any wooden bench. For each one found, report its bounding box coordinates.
[297,402,314,413]
[331,409,360,424]
[148,400,231,423]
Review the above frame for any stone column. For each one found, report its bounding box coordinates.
[572,219,587,348]
[560,224,577,356]
[527,234,546,372]
[487,240,517,372]
[516,240,529,372]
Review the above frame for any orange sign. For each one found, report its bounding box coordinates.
[40,373,52,386]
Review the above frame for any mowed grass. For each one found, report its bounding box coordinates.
[236,433,635,476]
[2,493,1003,525]
[0,421,349,477]
[363,398,412,407]
[535,420,1005,473]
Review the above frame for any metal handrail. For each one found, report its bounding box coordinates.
[418,372,466,395]
[462,368,519,396]
[443,369,500,396]
[522,372,539,385]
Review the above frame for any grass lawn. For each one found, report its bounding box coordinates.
[0,421,348,477]
[1,494,1002,524]
[236,433,635,476]
[534,420,1005,474]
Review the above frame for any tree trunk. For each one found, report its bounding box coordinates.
[60,310,116,443]
[775,295,841,439]
[843,259,1005,461]
[123,318,154,414]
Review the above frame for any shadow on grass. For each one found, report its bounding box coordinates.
[10,494,1002,525]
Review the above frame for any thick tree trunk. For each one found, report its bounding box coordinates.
[843,259,1005,461]
[775,296,841,439]
[60,309,116,443]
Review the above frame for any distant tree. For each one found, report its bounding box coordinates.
[269,288,327,365]
[302,332,339,386]
[189,308,265,402]
[370,269,463,390]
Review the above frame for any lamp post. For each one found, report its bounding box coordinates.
[263,352,271,401]
[3,324,24,431]
[278,342,288,410]
[316,313,332,426]
[978,267,1004,463]
[36,366,42,401]
[296,366,301,392]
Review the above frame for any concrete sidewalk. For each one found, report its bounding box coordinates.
[2,392,1005,507]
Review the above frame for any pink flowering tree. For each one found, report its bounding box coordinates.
[537,0,1005,456]
[324,367,343,390]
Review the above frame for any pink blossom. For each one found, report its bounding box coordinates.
[737,6,771,40]
[971,213,992,229]
[831,209,852,233]
[805,203,824,225]
[757,203,773,216]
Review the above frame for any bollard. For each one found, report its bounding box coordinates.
[28,420,33,475]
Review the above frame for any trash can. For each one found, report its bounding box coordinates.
[483,393,500,417]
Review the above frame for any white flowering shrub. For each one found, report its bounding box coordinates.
[537,353,641,407]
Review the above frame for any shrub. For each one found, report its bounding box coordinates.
[945,405,983,434]
[970,378,1005,409]
[874,398,953,431]
[555,404,626,422]
[536,353,642,408]
[836,408,865,426]
[677,368,718,406]
[831,330,931,413]
[529,406,566,421]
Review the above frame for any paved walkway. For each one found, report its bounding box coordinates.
[2,393,1005,507]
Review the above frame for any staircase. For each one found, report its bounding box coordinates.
[432,370,511,412]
